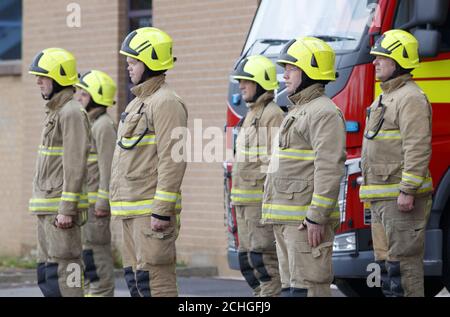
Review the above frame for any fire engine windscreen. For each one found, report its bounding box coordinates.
[243,0,380,55]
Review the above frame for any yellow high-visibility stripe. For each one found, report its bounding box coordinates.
[88,154,98,162]
[311,194,337,209]
[154,190,178,203]
[231,188,263,202]
[38,145,64,156]
[88,192,98,204]
[98,189,109,200]
[29,195,88,212]
[121,134,156,147]
[402,172,425,186]
[374,130,401,140]
[360,178,433,199]
[111,200,153,216]
[61,192,80,202]
[275,148,315,161]
[262,203,309,221]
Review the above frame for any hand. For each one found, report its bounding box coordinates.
[94,209,110,218]
[55,214,73,229]
[298,220,324,248]
[398,192,414,212]
[151,216,170,232]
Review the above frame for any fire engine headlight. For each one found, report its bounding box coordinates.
[333,232,356,252]
[356,176,364,185]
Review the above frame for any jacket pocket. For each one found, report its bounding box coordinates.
[278,116,295,148]
[237,170,266,187]
[365,106,384,136]
[387,220,425,258]
[273,177,309,200]
[368,163,402,183]
[296,240,333,284]
[141,225,177,265]
[121,112,148,138]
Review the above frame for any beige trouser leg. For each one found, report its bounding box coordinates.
[82,207,115,297]
[121,218,140,297]
[236,205,281,297]
[273,223,334,297]
[273,224,291,295]
[37,214,84,297]
[121,215,178,297]
[370,198,431,297]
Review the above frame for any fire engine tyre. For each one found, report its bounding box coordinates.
[443,207,450,292]
[334,278,383,297]
[335,277,444,297]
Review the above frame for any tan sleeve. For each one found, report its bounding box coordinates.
[306,109,347,224]
[59,105,91,216]
[398,93,432,195]
[151,99,188,218]
[93,117,117,211]
[262,108,284,171]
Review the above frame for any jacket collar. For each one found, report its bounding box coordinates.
[247,91,274,111]
[130,74,165,98]
[246,91,274,124]
[87,106,107,122]
[288,83,324,107]
[45,88,74,113]
[380,73,412,94]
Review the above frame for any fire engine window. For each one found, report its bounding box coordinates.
[0,0,22,61]
[437,6,450,51]
[393,0,414,28]
[394,0,449,52]
[243,0,379,55]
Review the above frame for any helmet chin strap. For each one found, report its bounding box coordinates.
[290,71,327,96]
[41,80,67,100]
[246,83,266,104]
[137,66,166,85]
[384,62,412,82]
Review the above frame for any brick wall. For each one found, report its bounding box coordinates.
[0,0,258,278]
[154,0,257,276]
[0,0,128,257]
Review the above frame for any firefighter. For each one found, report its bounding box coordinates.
[75,70,117,297]
[359,29,433,297]
[28,48,90,297]
[262,37,346,297]
[231,55,284,296]
[110,27,187,297]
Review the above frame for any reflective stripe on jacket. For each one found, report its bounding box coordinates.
[110,75,187,218]
[360,74,433,201]
[262,84,347,225]
[30,88,91,216]
[86,108,117,211]
[231,92,284,206]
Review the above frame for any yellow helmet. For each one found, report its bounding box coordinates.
[277,37,336,81]
[29,48,78,86]
[370,29,419,69]
[75,70,117,107]
[120,27,174,71]
[232,55,279,91]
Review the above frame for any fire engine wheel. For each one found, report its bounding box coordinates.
[443,206,450,292]
[334,278,383,297]
[335,277,444,297]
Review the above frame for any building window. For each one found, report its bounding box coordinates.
[0,0,22,61]
[126,0,152,101]
[128,0,152,31]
